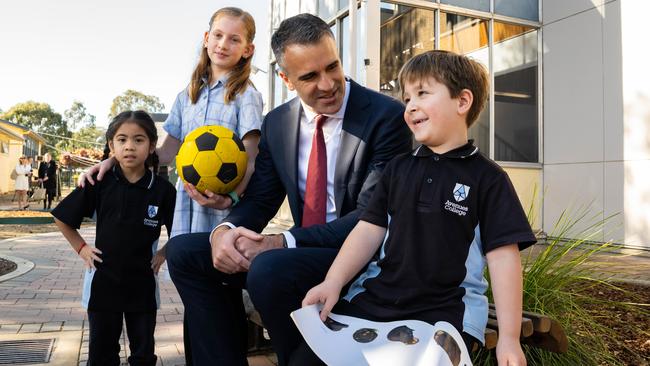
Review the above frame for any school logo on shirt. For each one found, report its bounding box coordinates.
[453,183,470,202]
[147,205,159,218]
[445,183,470,217]
[144,205,160,227]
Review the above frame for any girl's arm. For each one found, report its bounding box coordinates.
[156,134,181,165]
[487,244,526,366]
[302,221,387,321]
[233,133,260,197]
[54,218,103,269]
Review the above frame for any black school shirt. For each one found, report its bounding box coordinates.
[52,166,175,312]
[342,141,536,343]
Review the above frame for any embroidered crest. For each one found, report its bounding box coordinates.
[453,183,470,202]
[147,205,159,218]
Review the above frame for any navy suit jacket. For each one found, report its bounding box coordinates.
[225,79,412,248]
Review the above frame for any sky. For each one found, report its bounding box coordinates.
[0,0,271,126]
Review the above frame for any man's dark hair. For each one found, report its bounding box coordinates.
[271,13,334,71]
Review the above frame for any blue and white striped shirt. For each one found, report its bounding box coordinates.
[164,75,263,237]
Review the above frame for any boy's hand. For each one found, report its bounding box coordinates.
[184,183,232,209]
[151,248,166,274]
[496,337,526,366]
[302,281,342,322]
[79,246,103,270]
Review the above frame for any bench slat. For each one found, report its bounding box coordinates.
[487,311,534,337]
[488,304,552,333]
[521,318,568,354]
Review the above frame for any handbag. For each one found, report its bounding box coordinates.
[10,168,18,180]
[30,187,46,201]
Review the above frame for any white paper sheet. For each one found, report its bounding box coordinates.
[291,304,473,366]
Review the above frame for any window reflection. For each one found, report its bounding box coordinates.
[494,23,538,162]
[441,0,489,13]
[341,16,350,74]
[495,0,538,21]
[273,65,284,108]
[439,13,490,155]
[379,3,434,100]
[319,0,337,20]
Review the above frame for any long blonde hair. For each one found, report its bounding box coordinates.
[189,7,256,104]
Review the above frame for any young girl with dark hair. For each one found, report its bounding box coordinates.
[52,111,176,365]
[82,7,263,238]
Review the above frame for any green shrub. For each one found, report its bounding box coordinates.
[473,201,643,366]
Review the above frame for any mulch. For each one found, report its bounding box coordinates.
[578,282,650,365]
[0,257,17,277]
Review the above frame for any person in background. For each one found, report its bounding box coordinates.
[14,156,31,210]
[42,153,58,210]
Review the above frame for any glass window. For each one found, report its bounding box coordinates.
[319,0,337,20]
[493,22,538,162]
[340,16,351,74]
[439,12,490,155]
[301,0,317,14]
[495,0,538,21]
[273,66,284,108]
[339,0,349,11]
[272,0,285,30]
[379,3,434,100]
[440,0,489,13]
[0,140,8,154]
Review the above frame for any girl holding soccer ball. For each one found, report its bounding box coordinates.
[81,7,263,237]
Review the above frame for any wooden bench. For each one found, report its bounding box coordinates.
[480,304,567,353]
[246,302,568,355]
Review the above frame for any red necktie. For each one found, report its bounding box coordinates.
[302,115,328,227]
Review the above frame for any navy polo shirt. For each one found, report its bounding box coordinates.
[52,166,176,312]
[343,141,536,343]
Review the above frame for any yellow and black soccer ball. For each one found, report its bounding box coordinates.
[176,126,247,194]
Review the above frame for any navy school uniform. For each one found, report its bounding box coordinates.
[52,165,175,365]
[342,141,537,345]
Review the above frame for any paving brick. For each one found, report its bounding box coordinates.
[40,321,63,332]
[19,323,42,333]
[0,324,21,334]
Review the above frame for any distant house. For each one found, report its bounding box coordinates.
[0,119,47,194]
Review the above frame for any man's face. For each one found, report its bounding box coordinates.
[278,36,346,115]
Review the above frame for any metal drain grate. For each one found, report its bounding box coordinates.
[0,339,55,364]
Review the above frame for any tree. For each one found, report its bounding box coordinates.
[109,89,165,118]
[64,100,96,131]
[56,125,106,152]
[0,101,70,151]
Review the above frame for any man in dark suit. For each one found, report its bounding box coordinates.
[166,13,412,366]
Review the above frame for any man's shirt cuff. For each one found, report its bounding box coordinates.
[282,232,297,248]
[209,222,236,245]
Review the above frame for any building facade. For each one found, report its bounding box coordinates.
[0,119,46,194]
[267,0,650,250]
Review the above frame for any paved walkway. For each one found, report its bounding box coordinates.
[1,227,648,366]
[0,228,276,366]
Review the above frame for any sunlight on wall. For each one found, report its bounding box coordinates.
[503,167,542,230]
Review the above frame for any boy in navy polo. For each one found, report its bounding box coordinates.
[303,50,536,365]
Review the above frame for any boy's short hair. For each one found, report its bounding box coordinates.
[398,50,489,127]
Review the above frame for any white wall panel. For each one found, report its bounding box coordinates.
[543,162,604,242]
[543,8,603,164]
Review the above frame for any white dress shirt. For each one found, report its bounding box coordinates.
[214,81,351,249]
